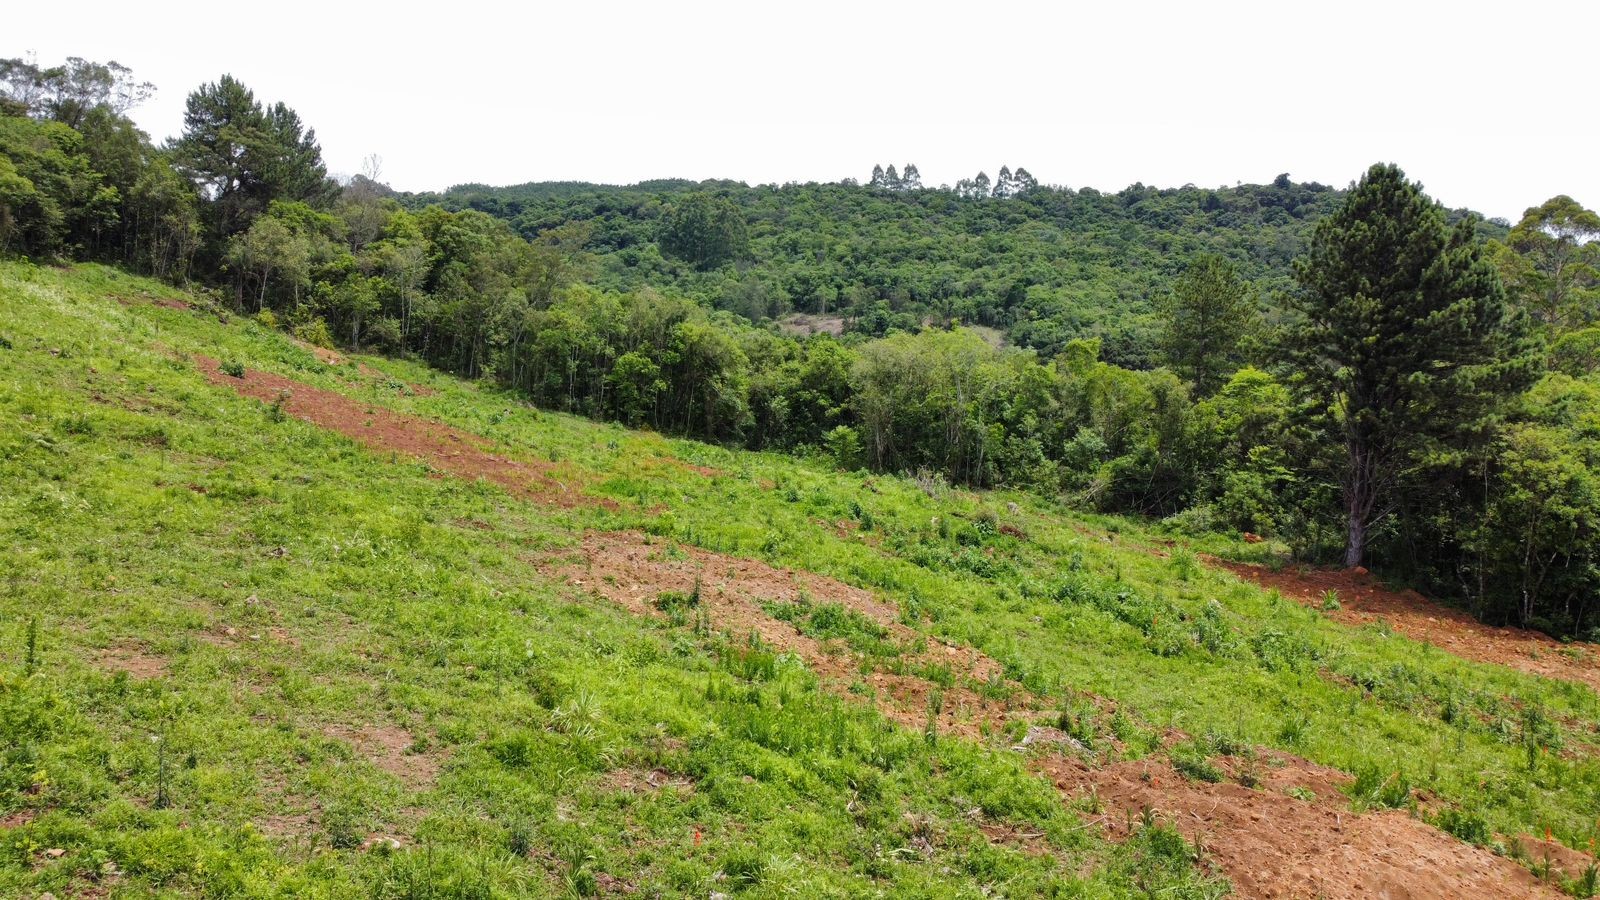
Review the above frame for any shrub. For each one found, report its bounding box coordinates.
[293,316,336,350]
[1350,765,1412,809]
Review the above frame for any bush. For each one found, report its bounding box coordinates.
[293,316,336,349]
[824,425,861,469]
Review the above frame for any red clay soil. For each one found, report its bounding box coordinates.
[195,356,607,509]
[1041,751,1561,899]
[538,530,1026,737]
[1212,559,1600,693]
[321,723,441,789]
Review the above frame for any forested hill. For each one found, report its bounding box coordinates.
[399,175,1505,367]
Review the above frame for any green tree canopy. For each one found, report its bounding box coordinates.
[1156,253,1256,395]
[1494,195,1600,330]
[657,193,748,271]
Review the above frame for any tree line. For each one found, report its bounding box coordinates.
[4,56,1599,637]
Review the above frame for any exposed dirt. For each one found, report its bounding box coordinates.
[1041,752,1562,899]
[289,339,345,366]
[1514,833,1597,883]
[597,766,695,796]
[538,530,1028,737]
[90,643,169,679]
[1213,559,1600,693]
[323,723,440,790]
[195,355,608,509]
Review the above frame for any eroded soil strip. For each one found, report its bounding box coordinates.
[1214,559,1600,694]
[196,356,604,509]
[538,530,1022,738]
[543,531,1564,899]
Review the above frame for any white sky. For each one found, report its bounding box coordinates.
[11,0,1597,222]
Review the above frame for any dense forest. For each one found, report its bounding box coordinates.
[403,174,1507,368]
[4,55,1600,637]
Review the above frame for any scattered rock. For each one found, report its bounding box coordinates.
[1013,726,1087,754]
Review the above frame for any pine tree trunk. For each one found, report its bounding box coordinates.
[1344,506,1365,569]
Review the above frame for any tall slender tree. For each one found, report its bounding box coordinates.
[1287,163,1537,568]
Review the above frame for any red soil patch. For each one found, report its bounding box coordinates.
[538,530,1028,737]
[91,643,169,679]
[665,458,722,478]
[1213,559,1600,693]
[1514,834,1598,883]
[195,356,608,509]
[1042,752,1560,899]
[323,723,440,789]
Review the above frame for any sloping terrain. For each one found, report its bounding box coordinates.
[1215,559,1600,693]
[4,262,1600,898]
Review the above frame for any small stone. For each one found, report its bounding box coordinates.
[44,847,65,858]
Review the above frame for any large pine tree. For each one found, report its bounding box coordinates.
[1288,163,1536,567]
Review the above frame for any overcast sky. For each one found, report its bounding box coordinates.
[11,0,1596,221]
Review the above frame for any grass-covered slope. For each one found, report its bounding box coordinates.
[2,262,1598,897]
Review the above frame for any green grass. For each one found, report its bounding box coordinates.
[0,263,1235,897]
[7,260,1600,895]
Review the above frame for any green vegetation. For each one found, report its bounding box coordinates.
[7,262,1600,895]
[9,54,1600,634]
[7,49,1600,894]
[0,263,1234,896]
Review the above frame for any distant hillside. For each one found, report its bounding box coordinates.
[401,176,1504,367]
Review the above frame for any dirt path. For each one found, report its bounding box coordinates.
[193,358,1571,897]
[1040,752,1562,899]
[1213,559,1600,693]
[196,356,606,509]
[538,530,1024,738]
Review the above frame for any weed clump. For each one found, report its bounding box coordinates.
[1350,765,1413,810]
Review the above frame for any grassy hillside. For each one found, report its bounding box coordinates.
[3,262,1598,898]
